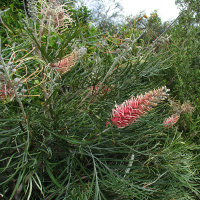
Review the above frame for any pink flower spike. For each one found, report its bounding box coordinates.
[110,86,170,128]
[51,47,87,74]
[163,114,180,129]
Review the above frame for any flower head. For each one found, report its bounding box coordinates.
[110,86,170,128]
[51,47,87,74]
[163,114,180,129]
[0,76,14,101]
[27,0,73,31]
[181,101,195,113]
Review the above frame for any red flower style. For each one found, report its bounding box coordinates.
[163,114,180,129]
[110,86,170,128]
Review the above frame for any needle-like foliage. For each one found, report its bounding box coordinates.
[0,1,199,199]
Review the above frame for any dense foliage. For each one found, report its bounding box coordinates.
[0,0,199,199]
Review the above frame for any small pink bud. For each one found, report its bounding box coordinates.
[90,82,111,95]
[106,121,111,126]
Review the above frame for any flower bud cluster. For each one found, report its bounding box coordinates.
[0,62,26,101]
[162,101,194,129]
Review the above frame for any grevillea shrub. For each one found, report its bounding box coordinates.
[0,1,199,199]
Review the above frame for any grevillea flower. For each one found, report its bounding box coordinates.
[90,82,111,95]
[45,0,72,30]
[27,0,73,31]
[0,77,14,101]
[0,88,6,100]
[51,47,87,74]
[110,86,170,128]
[181,101,195,113]
[163,114,180,129]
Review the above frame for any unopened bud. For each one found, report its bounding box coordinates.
[79,47,87,56]
[14,78,20,83]
[116,48,121,53]
[120,44,128,49]
[21,88,27,93]
[128,47,132,51]
[124,38,132,43]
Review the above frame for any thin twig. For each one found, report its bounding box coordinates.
[144,171,168,188]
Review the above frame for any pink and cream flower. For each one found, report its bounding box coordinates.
[50,47,87,74]
[163,114,180,129]
[110,86,170,128]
